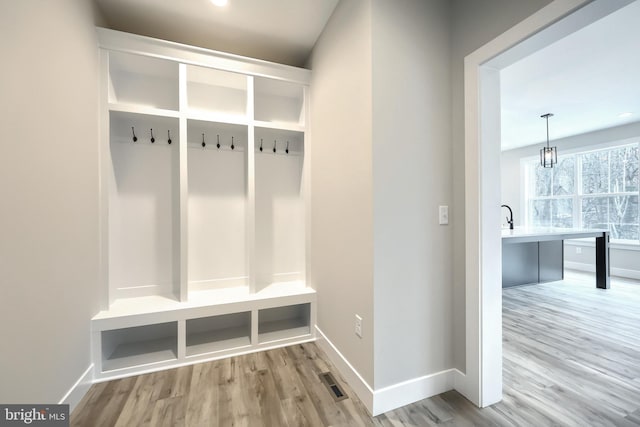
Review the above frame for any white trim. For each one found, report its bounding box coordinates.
[315,326,459,416]
[611,267,640,280]
[314,326,375,414]
[373,369,460,416]
[565,261,596,272]
[566,262,640,280]
[96,27,311,85]
[60,364,94,413]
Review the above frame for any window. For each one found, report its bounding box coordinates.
[526,142,640,242]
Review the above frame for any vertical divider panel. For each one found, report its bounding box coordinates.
[178,63,189,302]
[309,298,317,338]
[247,76,256,294]
[251,309,259,344]
[177,319,186,359]
[303,86,311,290]
[99,49,111,309]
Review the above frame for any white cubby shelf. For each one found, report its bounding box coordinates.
[93,28,314,381]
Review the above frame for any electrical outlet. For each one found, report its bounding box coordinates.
[355,314,362,338]
[576,246,582,254]
[439,205,449,225]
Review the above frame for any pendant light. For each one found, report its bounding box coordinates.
[540,113,557,168]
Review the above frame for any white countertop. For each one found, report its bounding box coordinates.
[502,227,607,242]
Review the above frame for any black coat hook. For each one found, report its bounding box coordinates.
[150,129,155,143]
[201,133,206,148]
[286,141,289,154]
[273,140,277,153]
[216,134,220,149]
[131,127,137,142]
[231,136,235,150]
[259,139,263,152]
[167,130,172,145]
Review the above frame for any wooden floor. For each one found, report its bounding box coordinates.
[72,271,640,426]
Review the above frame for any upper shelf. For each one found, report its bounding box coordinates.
[103,29,308,136]
[186,65,248,121]
[254,77,305,126]
[108,51,179,111]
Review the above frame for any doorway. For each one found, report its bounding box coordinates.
[463,0,637,407]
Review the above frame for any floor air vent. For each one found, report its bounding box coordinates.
[319,372,348,402]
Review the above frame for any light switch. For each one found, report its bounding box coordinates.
[439,205,449,225]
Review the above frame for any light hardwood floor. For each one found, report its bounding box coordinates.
[72,272,640,426]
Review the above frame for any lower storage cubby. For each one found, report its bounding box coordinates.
[258,303,310,343]
[93,292,316,379]
[101,322,178,372]
[186,312,251,357]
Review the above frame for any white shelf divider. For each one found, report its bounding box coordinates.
[178,63,189,303]
[108,103,180,118]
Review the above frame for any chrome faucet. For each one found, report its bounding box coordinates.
[501,204,514,230]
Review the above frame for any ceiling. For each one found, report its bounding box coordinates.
[501,0,640,151]
[95,0,339,67]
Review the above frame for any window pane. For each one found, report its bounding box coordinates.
[609,145,639,193]
[610,195,639,240]
[581,151,609,194]
[581,197,608,229]
[529,198,573,227]
[582,195,639,240]
[553,157,574,195]
[551,198,573,228]
[530,199,551,227]
[534,164,552,197]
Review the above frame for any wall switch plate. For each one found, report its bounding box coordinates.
[355,314,362,338]
[439,205,449,225]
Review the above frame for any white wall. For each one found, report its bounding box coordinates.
[450,0,553,372]
[501,122,640,278]
[308,0,375,387]
[0,0,101,407]
[371,0,453,388]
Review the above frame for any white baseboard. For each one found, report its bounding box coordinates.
[565,261,595,273]
[315,326,458,416]
[565,262,640,280]
[372,367,459,415]
[452,369,470,401]
[314,326,375,414]
[611,268,640,280]
[60,364,94,413]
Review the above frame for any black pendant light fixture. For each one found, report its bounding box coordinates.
[540,113,557,168]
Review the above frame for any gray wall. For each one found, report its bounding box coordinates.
[310,0,557,392]
[308,0,375,386]
[450,0,553,372]
[0,0,101,405]
[310,0,454,393]
[371,0,452,389]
